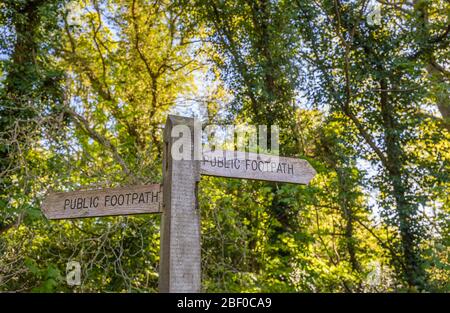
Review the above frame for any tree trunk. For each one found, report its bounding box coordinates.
[379,78,426,290]
[335,167,361,274]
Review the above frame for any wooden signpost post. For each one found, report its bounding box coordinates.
[41,115,316,293]
[159,115,201,293]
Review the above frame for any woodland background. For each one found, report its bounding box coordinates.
[0,0,449,292]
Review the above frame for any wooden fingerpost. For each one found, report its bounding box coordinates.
[159,115,201,293]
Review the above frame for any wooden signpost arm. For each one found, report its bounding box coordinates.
[159,115,201,293]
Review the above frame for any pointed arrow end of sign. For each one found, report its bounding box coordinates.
[40,194,53,220]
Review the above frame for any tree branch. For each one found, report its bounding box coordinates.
[63,106,139,183]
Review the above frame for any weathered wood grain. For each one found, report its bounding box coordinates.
[159,115,201,293]
[41,184,162,220]
[201,150,316,184]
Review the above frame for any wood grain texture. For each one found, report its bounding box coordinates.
[159,115,201,293]
[201,150,316,184]
[41,184,162,220]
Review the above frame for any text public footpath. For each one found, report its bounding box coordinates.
[202,155,294,175]
[64,190,161,210]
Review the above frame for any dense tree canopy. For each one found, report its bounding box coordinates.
[0,0,449,292]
